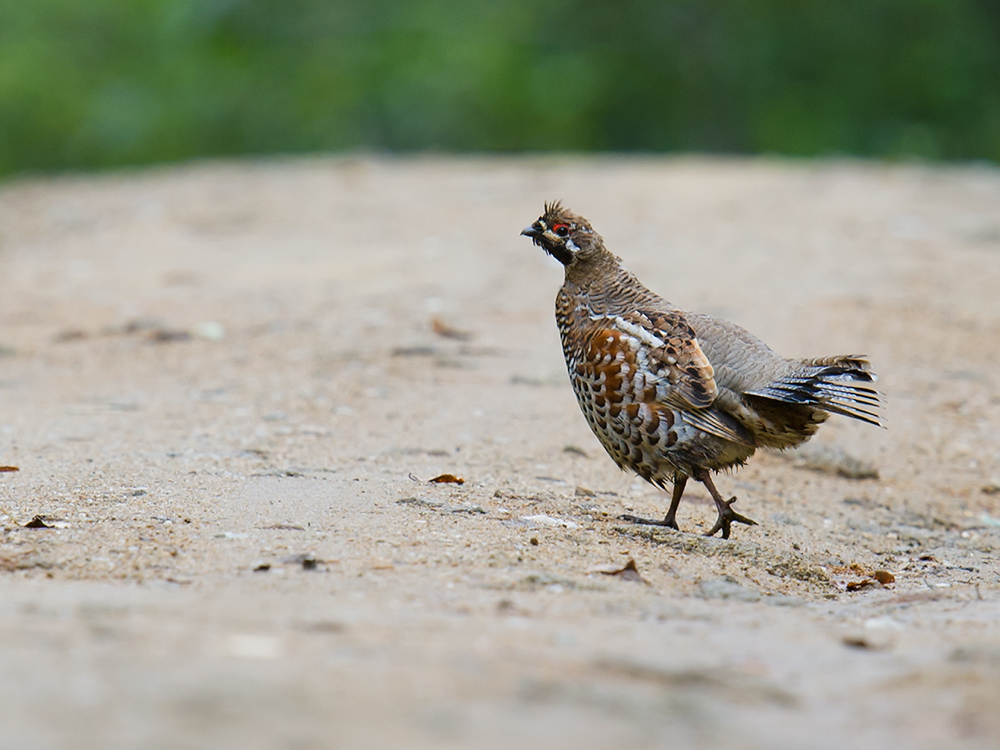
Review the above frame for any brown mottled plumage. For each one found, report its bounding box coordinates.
[522,201,883,538]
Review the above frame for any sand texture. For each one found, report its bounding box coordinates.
[2,157,1000,749]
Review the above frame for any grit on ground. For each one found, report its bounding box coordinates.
[1,157,999,750]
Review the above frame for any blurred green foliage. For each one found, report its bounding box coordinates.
[1,0,998,175]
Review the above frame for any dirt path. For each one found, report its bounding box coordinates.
[1,156,1000,749]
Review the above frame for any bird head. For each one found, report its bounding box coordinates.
[521,201,600,267]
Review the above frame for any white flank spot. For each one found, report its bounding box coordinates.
[614,317,664,348]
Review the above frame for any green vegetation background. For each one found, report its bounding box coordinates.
[1,0,998,176]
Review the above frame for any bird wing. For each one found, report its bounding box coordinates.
[618,310,717,408]
[600,310,753,446]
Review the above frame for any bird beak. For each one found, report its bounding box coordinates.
[521,226,541,239]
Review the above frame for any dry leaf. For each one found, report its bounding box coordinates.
[279,553,319,570]
[431,317,472,341]
[830,562,893,592]
[429,473,465,485]
[591,558,647,583]
[842,635,889,650]
[843,579,880,592]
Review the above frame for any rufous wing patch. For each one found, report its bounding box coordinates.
[575,313,754,446]
[622,310,718,410]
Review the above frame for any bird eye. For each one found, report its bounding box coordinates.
[553,224,569,237]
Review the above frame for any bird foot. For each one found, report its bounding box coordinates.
[704,497,757,539]
[620,513,680,531]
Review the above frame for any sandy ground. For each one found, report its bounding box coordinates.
[1,156,1000,749]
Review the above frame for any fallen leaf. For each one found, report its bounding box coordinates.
[431,317,472,341]
[830,562,893,592]
[429,473,464,484]
[842,635,889,650]
[280,553,320,570]
[843,578,880,592]
[590,558,647,583]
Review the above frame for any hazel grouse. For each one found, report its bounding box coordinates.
[522,201,883,539]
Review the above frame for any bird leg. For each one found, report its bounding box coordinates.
[620,475,686,530]
[697,470,757,539]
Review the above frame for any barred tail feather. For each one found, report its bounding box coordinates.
[746,355,885,428]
